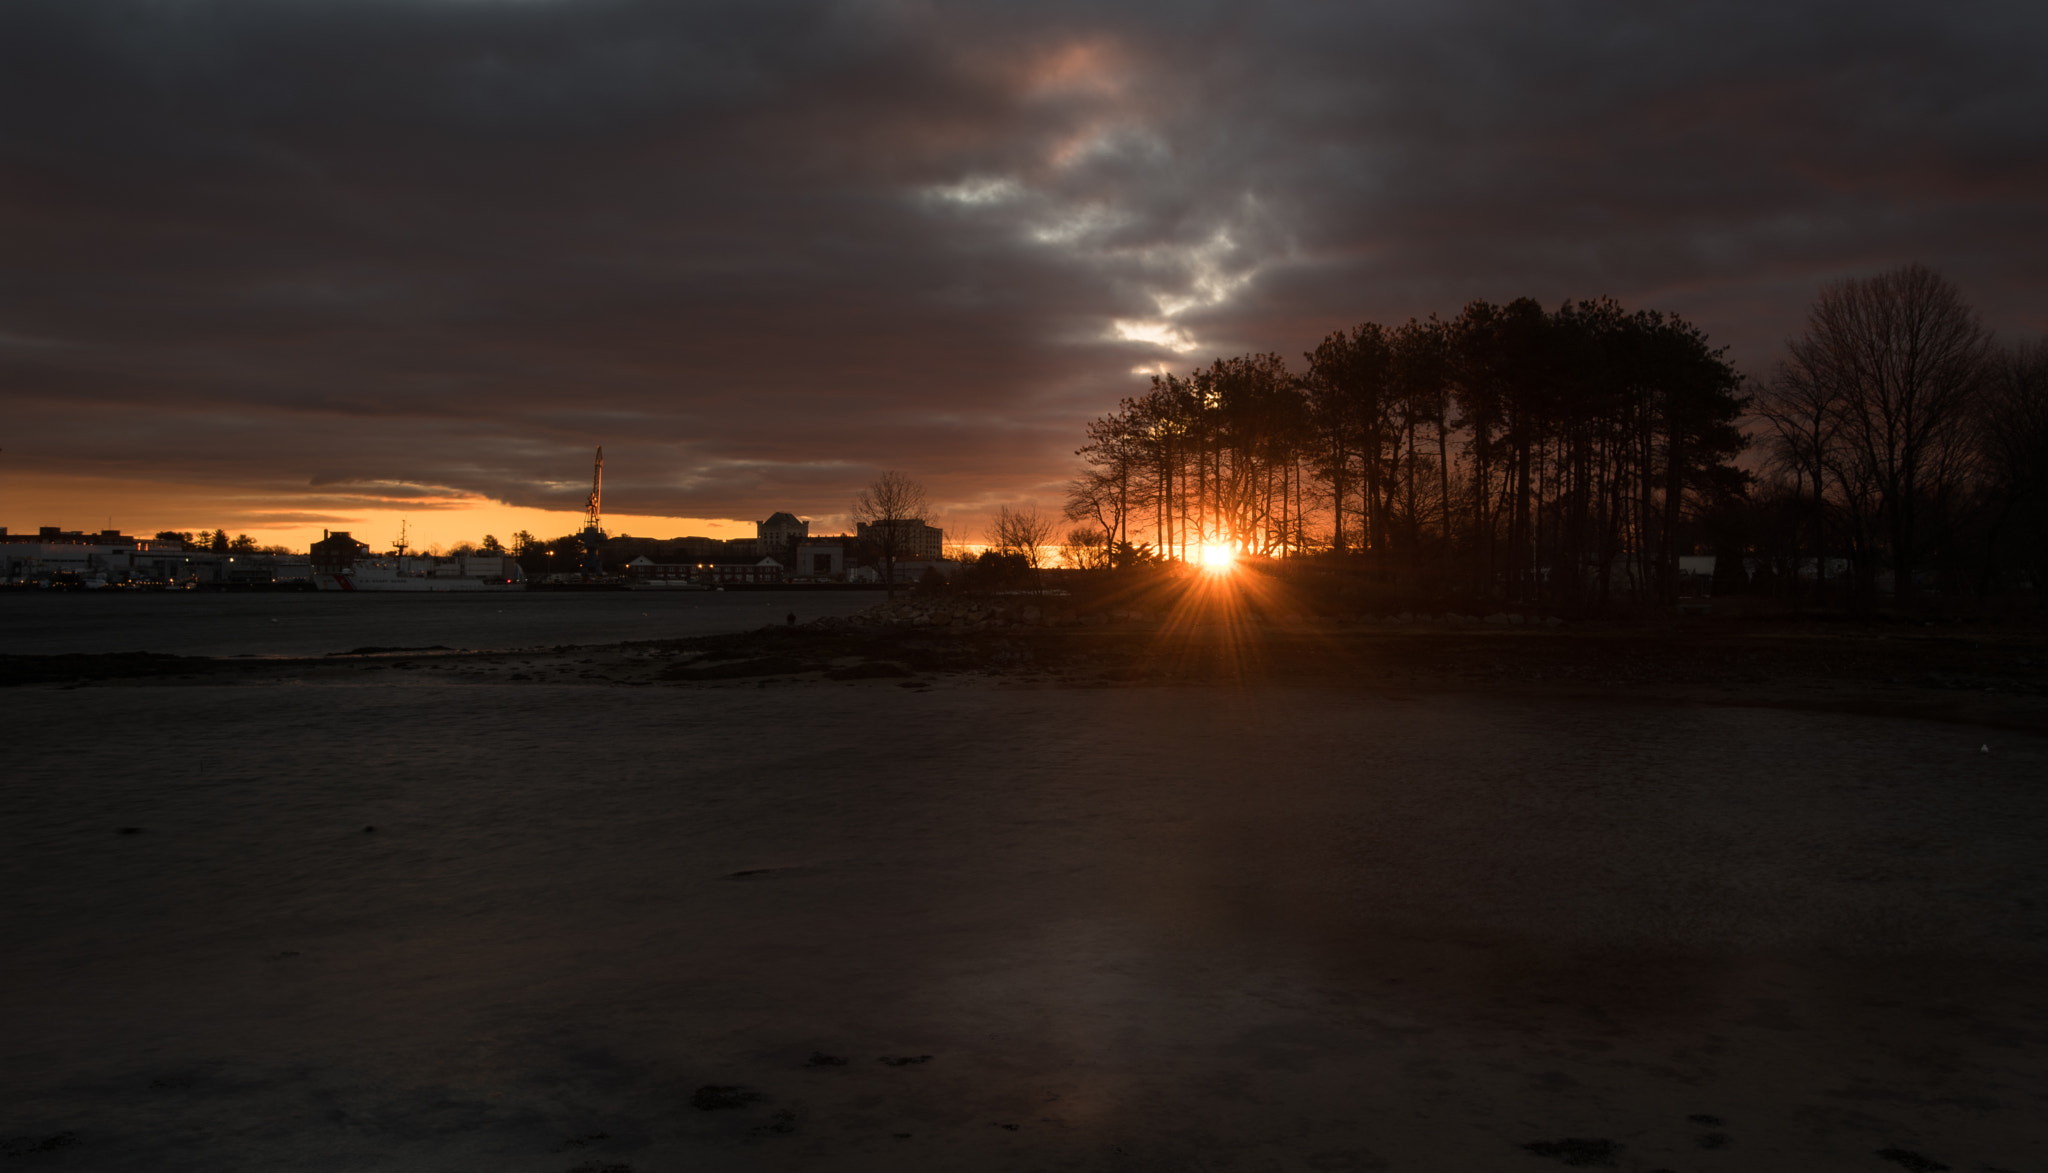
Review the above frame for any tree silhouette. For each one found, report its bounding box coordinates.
[990,504,1055,591]
[1976,341,2048,592]
[851,469,929,601]
[1780,263,1991,599]
[1071,295,1750,612]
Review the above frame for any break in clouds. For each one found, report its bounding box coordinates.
[3,0,2044,530]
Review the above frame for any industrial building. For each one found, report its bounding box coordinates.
[0,528,311,588]
[610,510,952,586]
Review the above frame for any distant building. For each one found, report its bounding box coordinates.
[2,527,139,547]
[757,512,809,559]
[793,542,845,579]
[310,530,371,574]
[705,557,786,585]
[856,518,943,561]
[626,555,696,582]
[0,527,309,587]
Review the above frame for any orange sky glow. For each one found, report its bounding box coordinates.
[1,473,758,552]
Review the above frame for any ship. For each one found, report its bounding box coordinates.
[314,554,526,592]
[310,524,527,591]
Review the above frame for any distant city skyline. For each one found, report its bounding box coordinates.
[4,1,2043,550]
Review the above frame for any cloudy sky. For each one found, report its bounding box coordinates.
[4,0,2044,548]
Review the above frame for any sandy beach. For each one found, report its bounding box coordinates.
[3,620,2045,1171]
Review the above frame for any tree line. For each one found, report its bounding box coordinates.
[1065,296,1747,611]
[1064,265,2047,614]
[154,529,292,555]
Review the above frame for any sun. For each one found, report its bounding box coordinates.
[1198,543,1235,573]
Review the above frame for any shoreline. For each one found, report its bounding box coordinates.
[7,615,2044,735]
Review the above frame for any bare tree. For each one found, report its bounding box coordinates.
[1059,525,1109,569]
[851,469,930,600]
[989,505,1054,567]
[989,503,1055,591]
[1755,351,1846,608]
[1786,263,1991,599]
[1063,469,1123,560]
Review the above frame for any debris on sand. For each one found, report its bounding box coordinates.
[804,1052,848,1067]
[0,1133,79,1157]
[1876,1150,1950,1172]
[825,661,913,680]
[690,1085,762,1111]
[1521,1137,1619,1166]
[663,655,813,681]
[750,1109,799,1136]
[878,1055,932,1066]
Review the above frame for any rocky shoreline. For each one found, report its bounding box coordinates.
[7,599,2045,736]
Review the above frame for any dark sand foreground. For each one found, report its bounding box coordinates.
[3,621,2045,1171]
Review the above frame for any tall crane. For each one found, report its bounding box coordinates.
[580,446,606,576]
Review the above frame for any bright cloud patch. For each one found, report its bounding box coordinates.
[925,175,1023,206]
[1110,318,1199,353]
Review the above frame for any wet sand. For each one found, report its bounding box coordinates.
[3,626,2045,1171]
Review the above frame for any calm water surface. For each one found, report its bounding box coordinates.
[0,589,880,657]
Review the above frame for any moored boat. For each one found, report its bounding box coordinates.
[314,554,525,592]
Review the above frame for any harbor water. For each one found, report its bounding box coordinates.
[0,589,881,658]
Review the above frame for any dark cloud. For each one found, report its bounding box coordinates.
[3,0,2043,530]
